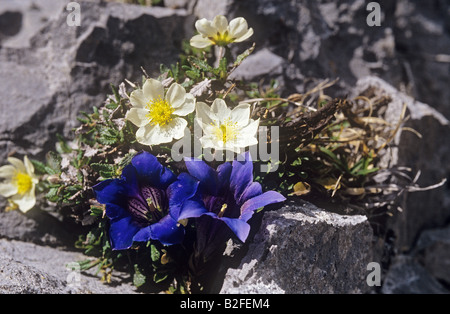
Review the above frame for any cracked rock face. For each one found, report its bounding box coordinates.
[220,201,374,294]
[0,0,188,163]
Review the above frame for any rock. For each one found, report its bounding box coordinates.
[413,224,450,285]
[381,255,449,294]
[228,48,285,82]
[352,76,450,251]
[0,238,138,294]
[0,0,189,242]
[220,201,374,293]
[0,0,189,163]
[0,209,77,246]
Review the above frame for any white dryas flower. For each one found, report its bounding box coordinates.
[190,15,254,48]
[0,156,38,213]
[126,78,195,146]
[196,98,259,153]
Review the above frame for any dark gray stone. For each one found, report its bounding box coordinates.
[220,201,374,293]
[413,224,450,285]
[382,255,449,294]
[0,238,138,294]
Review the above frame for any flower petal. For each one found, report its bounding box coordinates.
[195,101,217,126]
[167,172,200,219]
[7,157,26,173]
[160,117,188,141]
[0,182,18,197]
[184,156,219,195]
[132,225,152,243]
[149,215,185,246]
[173,93,195,116]
[0,165,16,179]
[240,191,286,222]
[230,152,253,201]
[212,15,228,34]
[190,34,214,49]
[130,89,147,108]
[211,98,231,121]
[135,124,161,146]
[125,107,149,127]
[23,156,35,176]
[220,217,251,243]
[11,186,36,213]
[230,103,251,127]
[105,203,129,221]
[165,83,186,109]
[177,198,208,221]
[228,17,250,39]
[217,162,232,192]
[131,151,176,189]
[93,179,129,207]
[109,216,141,250]
[233,28,254,43]
[238,181,262,205]
[195,18,216,37]
[143,78,164,100]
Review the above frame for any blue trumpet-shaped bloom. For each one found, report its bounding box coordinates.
[184,152,286,243]
[93,152,204,250]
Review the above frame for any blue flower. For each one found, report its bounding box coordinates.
[92,152,203,250]
[184,152,286,243]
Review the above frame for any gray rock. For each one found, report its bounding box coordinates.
[382,255,449,294]
[0,0,189,163]
[0,0,189,243]
[220,201,374,293]
[413,224,450,285]
[352,76,450,251]
[0,238,138,294]
[228,48,285,82]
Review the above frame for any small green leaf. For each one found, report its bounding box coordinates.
[150,244,160,262]
[153,272,168,284]
[133,264,147,287]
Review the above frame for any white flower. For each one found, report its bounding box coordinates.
[190,15,254,48]
[196,98,259,153]
[0,156,38,213]
[125,78,195,146]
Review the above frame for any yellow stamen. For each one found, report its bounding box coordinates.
[209,31,233,46]
[218,203,227,218]
[214,118,238,144]
[13,172,32,195]
[146,95,174,126]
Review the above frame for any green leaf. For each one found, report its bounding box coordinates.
[150,244,160,262]
[153,272,168,284]
[30,159,47,175]
[46,151,61,173]
[98,128,119,145]
[133,264,147,287]
[45,187,60,202]
[188,56,213,73]
[233,42,255,68]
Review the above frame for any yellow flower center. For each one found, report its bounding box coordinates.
[146,96,174,126]
[214,118,238,144]
[13,172,32,195]
[210,31,234,46]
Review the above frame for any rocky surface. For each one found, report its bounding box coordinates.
[0,238,138,294]
[0,0,449,294]
[220,201,374,294]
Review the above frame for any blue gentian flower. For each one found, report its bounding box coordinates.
[92,152,203,250]
[184,152,286,243]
